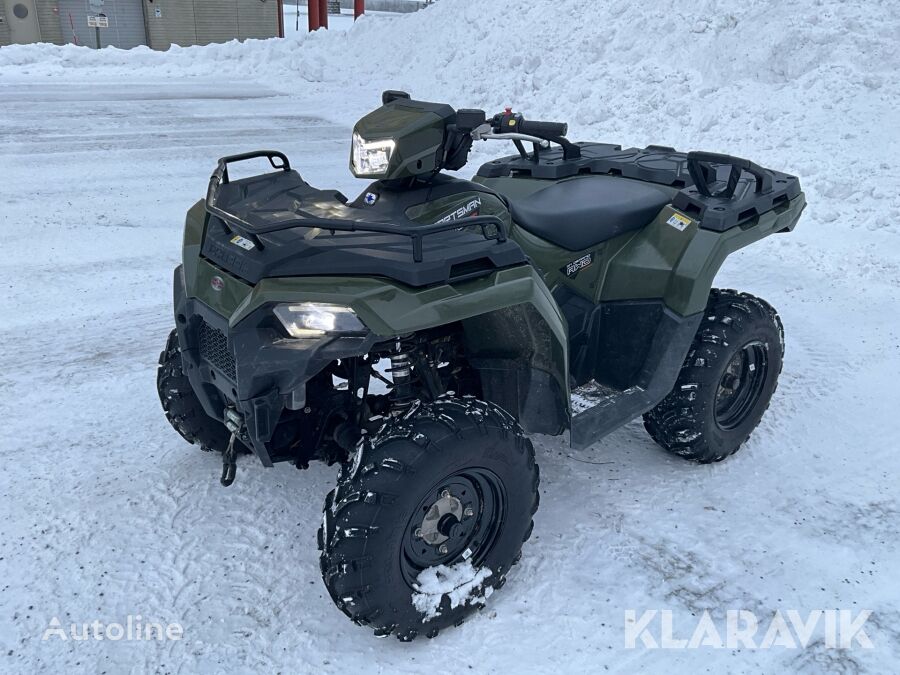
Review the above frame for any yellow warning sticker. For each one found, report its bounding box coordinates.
[230,234,255,250]
[666,213,692,231]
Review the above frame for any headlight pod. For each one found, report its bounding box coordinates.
[351,132,395,177]
[273,303,366,339]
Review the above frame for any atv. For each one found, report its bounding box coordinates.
[157,91,805,640]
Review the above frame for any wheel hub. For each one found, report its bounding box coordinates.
[714,341,769,430]
[419,490,464,546]
[402,470,505,586]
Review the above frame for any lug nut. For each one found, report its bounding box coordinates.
[440,489,450,499]
[414,528,423,539]
[439,544,448,554]
[463,507,474,518]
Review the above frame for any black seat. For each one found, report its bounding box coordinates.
[507,175,676,251]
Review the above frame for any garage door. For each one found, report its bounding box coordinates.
[58,0,147,49]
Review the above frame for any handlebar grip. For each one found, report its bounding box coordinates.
[518,119,568,137]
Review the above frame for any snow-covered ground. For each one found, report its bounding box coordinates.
[1,0,899,672]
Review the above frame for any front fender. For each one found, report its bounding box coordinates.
[183,243,571,437]
[236,265,571,436]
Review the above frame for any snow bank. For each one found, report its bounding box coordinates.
[2,1,900,672]
[412,561,493,621]
[2,0,897,234]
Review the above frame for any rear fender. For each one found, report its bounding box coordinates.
[601,193,806,315]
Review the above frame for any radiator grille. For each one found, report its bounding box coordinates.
[198,320,236,381]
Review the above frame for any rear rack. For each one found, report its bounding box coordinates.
[206,150,508,262]
[477,143,801,232]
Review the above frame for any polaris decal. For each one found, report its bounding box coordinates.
[563,253,594,278]
[364,192,378,205]
[434,197,482,224]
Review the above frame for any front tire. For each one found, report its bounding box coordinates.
[157,329,247,453]
[318,397,539,641]
[643,289,784,463]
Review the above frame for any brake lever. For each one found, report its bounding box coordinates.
[471,124,550,148]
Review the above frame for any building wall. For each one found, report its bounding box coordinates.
[0,7,11,45]
[236,0,277,40]
[58,0,146,48]
[0,0,64,46]
[143,0,198,49]
[34,0,63,44]
[194,0,238,45]
[1,0,277,47]
[145,0,278,50]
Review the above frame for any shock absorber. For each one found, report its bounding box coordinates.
[388,341,415,412]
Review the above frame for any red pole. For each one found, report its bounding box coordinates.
[68,12,79,45]
[354,0,364,19]
[318,0,328,29]
[308,0,319,31]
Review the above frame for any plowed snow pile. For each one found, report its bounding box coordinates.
[3,0,899,233]
[1,1,899,673]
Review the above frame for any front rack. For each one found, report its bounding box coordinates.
[205,150,508,262]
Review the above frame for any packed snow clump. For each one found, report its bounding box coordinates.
[412,562,493,622]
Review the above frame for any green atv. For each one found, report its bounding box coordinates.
[157,91,805,640]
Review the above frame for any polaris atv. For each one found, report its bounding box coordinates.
[157,91,805,640]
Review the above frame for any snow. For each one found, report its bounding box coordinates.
[411,562,493,622]
[1,0,899,672]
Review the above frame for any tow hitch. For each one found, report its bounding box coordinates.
[221,408,246,487]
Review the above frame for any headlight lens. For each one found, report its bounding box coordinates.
[351,132,395,177]
[273,303,366,338]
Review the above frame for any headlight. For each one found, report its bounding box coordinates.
[351,132,395,177]
[273,303,366,339]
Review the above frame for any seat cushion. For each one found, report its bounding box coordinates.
[507,176,676,251]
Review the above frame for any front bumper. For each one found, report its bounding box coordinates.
[172,266,377,466]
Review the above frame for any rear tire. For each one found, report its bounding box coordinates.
[157,329,247,454]
[318,397,539,641]
[642,289,784,463]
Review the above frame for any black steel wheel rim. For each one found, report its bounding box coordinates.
[715,341,769,431]
[401,468,506,587]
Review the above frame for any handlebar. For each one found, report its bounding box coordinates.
[485,110,580,160]
[517,119,568,137]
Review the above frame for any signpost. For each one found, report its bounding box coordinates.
[88,0,106,49]
[87,14,108,48]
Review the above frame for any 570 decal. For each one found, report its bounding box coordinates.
[563,252,593,278]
